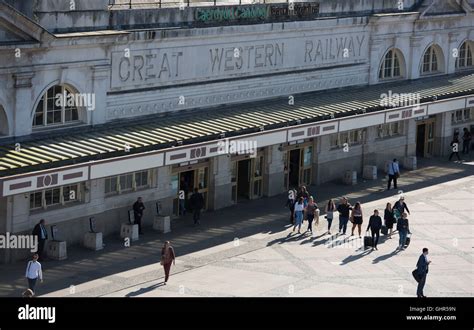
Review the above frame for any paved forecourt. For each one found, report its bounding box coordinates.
[39,162,473,298]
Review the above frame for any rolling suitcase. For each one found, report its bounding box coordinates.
[381,225,388,235]
[364,232,373,249]
[404,234,411,248]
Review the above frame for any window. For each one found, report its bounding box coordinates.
[379,49,403,79]
[421,45,442,74]
[29,184,83,211]
[377,122,405,139]
[456,41,473,70]
[33,85,80,128]
[330,129,364,148]
[105,170,151,195]
[451,108,473,124]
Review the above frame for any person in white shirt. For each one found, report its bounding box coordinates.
[387,158,400,190]
[25,254,43,294]
[292,197,305,234]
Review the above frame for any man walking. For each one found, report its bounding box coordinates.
[416,248,431,297]
[387,158,400,190]
[462,127,471,154]
[25,254,43,294]
[133,197,146,235]
[366,210,382,250]
[337,197,352,235]
[189,188,204,225]
[32,219,48,261]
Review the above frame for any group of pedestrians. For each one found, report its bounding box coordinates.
[289,186,320,234]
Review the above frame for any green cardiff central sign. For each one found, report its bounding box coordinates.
[195,3,320,23]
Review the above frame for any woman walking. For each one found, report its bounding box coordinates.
[286,188,297,225]
[325,199,336,234]
[350,202,364,238]
[367,210,382,250]
[161,241,176,284]
[397,213,411,250]
[305,196,318,234]
[292,197,305,234]
[384,202,396,239]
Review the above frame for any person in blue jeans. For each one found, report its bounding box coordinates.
[397,212,410,250]
[337,197,352,235]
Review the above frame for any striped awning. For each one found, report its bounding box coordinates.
[1,72,473,177]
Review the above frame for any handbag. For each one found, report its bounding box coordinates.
[392,163,400,179]
[412,269,421,283]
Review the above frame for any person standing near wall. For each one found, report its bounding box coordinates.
[25,253,43,294]
[133,197,146,235]
[449,135,461,161]
[160,241,176,284]
[462,127,472,154]
[325,199,336,235]
[189,188,205,225]
[387,158,400,190]
[32,219,48,261]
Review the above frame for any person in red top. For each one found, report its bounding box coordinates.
[161,241,176,284]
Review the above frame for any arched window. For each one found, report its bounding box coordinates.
[421,45,443,74]
[456,41,473,70]
[0,105,8,136]
[33,85,80,128]
[379,49,404,80]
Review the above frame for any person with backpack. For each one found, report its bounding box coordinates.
[325,199,336,235]
[394,196,410,220]
[189,188,205,225]
[25,254,43,294]
[397,212,411,250]
[387,158,400,190]
[462,127,472,154]
[366,210,382,250]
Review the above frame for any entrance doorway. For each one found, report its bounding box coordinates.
[416,118,435,158]
[284,145,313,190]
[172,165,209,216]
[231,153,264,203]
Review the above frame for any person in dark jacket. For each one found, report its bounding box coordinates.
[133,197,146,234]
[384,202,396,239]
[397,212,411,250]
[367,210,382,250]
[393,196,410,219]
[448,135,461,161]
[462,127,471,154]
[286,188,297,225]
[297,186,310,207]
[337,197,352,235]
[416,248,431,297]
[189,188,205,225]
[32,219,48,261]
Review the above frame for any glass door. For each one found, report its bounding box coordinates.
[299,146,312,186]
[425,119,435,157]
[250,154,264,199]
[195,167,209,210]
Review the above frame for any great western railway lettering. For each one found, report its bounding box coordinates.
[304,36,366,63]
[209,43,284,73]
[110,33,367,89]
